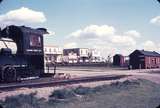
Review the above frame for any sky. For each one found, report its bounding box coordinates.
[0,0,160,57]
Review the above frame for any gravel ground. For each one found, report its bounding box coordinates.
[1,79,160,108]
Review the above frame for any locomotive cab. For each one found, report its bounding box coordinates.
[0,25,48,82]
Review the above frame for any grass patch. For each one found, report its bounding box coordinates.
[2,92,46,108]
[73,86,94,95]
[49,89,76,99]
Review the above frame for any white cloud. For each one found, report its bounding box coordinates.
[92,44,117,57]
[0,7,46,27]
[158,44,160,52]
[150,16,160,25]
[142,40,157,51]
[111,35,136,46]
[124,30,141,38]
[68,25,138,50]
[69,25,115,39]
[64,42,78,48]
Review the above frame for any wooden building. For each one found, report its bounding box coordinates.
[44,46,63,64]
[113,54,125,67]
[129,50,160,69]
[63,48,90,63]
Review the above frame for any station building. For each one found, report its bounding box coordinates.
[129,50,160,69]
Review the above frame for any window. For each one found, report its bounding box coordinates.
[151,58,156,64]
[49,56,52,60]
[49,48,51,52]
[54,48,56,52]
[45,48,47,52]
[30,35,41,47]
[81,50,83,54]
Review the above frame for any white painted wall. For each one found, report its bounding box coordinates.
[79,48,89,57]
[44,46,63,55]
[44,46,63,63]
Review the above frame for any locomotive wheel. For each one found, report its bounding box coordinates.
[2,65,17,82]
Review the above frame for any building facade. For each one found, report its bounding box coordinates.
[63,48,104,63]
[113,54,125,67]
[44,47,105,64]
[63,48,90,63]
[89,49,102,63]
[129,50,160,69]
[44,46,63,64]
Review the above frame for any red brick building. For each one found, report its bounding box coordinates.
[113,54,125,67]
[129,50,160,69]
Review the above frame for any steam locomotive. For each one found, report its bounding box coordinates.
[0,25,47,82]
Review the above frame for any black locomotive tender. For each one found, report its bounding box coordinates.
[0,25,48,82]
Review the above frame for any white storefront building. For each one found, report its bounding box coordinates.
[44,46,105,64]
[89,49,102,62]
[63,48,104,63]
[44,46,63,64]
[63,48,90,63]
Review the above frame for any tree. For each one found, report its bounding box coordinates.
[106,54,112,66]
[157,0,160,3]
[0,0,3,3]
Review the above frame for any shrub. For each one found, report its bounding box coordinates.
[49,89,76,99]
[110,80,140,90]
[73,86,94,95]
[3,92,45,108]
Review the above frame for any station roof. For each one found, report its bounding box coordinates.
[134,50,160,57]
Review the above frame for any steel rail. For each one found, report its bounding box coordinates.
[0,75,129,91]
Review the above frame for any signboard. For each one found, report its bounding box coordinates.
[29,35,41,47]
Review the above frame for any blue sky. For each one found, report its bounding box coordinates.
[0,0,160,56]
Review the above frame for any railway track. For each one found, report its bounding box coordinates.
[0,75,129,91]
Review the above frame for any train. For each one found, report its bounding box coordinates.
[0,25,48,82]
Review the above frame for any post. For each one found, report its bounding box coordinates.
[47,64,49,73]
[139,64,141,72]
[53,62,56,76]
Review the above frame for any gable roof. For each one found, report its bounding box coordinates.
[113,54,124,58]
[136,50,160,57]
